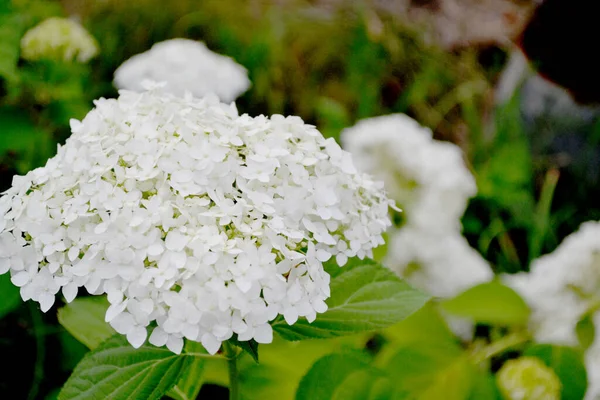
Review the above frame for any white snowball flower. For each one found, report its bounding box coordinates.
[506,221,600,347]
[505,221,600,400]
[385,224,492,298]
[114,39,251,103]
[342,114,490,298]
[341,114,476,233]
[20,17,99,63]
[0,86,392,354]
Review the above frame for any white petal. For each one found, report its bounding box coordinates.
[166,335,184,354]
[127,326,147,348]
[201,333,221,355]
[253,324,273,344]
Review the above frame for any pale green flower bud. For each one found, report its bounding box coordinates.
[20,17,98,63]
[496,357,561,400]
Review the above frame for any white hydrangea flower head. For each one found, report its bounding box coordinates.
[20,17,99,63]
[385,224,492,298]
[113,39,251,103]
[506,221,600,347]
[341,114,477,233]
[0,87,392,354]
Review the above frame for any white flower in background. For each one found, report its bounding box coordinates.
[385,225,492,298]
[0,87,392,354]
[114,39,251,103]
[505,221,600,400]
[20,17,99,63]
[341,114,476,233]
[506,221,600,346]
[342,114,490,299]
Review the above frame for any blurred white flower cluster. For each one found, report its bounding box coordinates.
[342,114,492,298]
[506,221,600,399]
[114,39,251,103]
[0,87,391,354]
[20,17,99,63]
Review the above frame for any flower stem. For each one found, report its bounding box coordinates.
[223,341,240,400]
[470,331,530,365]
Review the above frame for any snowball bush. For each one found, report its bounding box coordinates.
[0,87,392,354]
[114,39,251,103]
[20,17,99,63]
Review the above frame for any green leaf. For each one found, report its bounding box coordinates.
[58,334,191,400]
[331,370,393,400]
[524,344,588,400]
[167,341,206,400]
[0,273,22,318]
[295,352,375,400]
[272,258,430,340]
[229,336,260,363]
[57,296,115,349]
[576,313,595,351]
[385,344,475,400]
[441,281,530,326]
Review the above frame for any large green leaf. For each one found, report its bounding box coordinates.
[0,273,22,318]
[295,352,378,400]
[58,334,191,400]
[58,296,206,400]
[168,341,206,400]
[57,296,115,349]
[272,258,429,340]
[385,344,481,400]
[524,344,588,400]
[441,281,530,326]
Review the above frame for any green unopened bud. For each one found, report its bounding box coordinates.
[20,17,98,63]
[496,357,561,400]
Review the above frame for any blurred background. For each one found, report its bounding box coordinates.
[1,0,599,398]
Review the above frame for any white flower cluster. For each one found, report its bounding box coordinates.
[342,114,492,298]
[0,87,391,355]
[506,221,600,400]
[20,17,99,63]
[114,39,251,103]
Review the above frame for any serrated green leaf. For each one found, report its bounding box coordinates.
[58,334,191,400]
[441,281,530,326]
[272,258,429,340]
[295,352,374,400]
[524,344,588,400]
[57,296,115,349]
[167,341,206,400]
[0,273,22,318]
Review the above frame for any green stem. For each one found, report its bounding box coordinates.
[223,342,240,400]
[470,331,530,365]
[27,303,45,400]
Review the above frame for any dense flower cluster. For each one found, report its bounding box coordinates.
[20,17,98,63]
[0,87,392,354]
[342,114,491,298]
[506,221,600,399]
[114,39,251,103]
